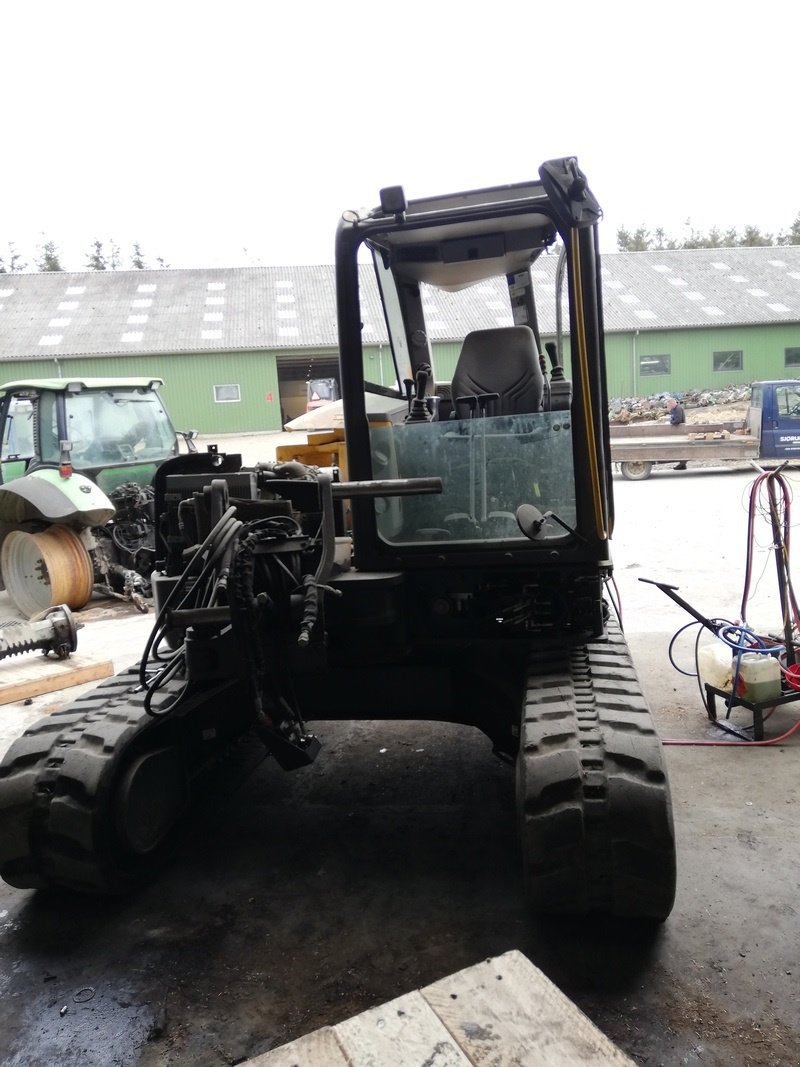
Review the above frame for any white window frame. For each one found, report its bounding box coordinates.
[214,384,241,403]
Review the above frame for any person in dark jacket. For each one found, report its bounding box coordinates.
[666,397,687,469]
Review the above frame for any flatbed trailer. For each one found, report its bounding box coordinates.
[610,422,759,480]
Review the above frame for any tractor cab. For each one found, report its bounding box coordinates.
[0,378,187,494]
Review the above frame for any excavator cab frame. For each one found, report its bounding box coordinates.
[332,158,614,641]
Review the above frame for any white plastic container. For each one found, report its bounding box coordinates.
[698,640,734,692]
[738,652,782,703]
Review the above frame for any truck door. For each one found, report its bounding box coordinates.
[0,394,37,484]
[760,382,800,458]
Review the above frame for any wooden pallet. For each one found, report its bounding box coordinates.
[247,950,633,1066]
[0,652,113,706]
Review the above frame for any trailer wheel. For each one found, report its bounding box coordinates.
[619,461,653,481]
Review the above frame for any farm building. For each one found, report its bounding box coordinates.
[0,244,799,433]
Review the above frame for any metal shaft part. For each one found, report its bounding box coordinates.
[0,604,80,661]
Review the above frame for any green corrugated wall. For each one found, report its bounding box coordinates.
[433,326,800,399]
[429,342,462,382]
[0,351,283,433]
[602,324,800,397]
[4,322,800,432]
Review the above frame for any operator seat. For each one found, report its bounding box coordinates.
[450,325,544,418]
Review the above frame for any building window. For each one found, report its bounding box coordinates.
[639,354,671,376]
[785,348,800,368]
[713,350,743,372]
[214,384,241,403]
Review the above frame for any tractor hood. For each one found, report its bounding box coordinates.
[0,469,115,526]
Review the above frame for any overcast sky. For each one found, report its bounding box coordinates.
[3,1,797,272]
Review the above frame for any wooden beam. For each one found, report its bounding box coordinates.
[0,654,113,706]
[247,950,634,1066]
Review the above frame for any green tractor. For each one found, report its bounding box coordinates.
[0,377,195,615]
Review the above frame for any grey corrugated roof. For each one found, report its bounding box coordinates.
[0,266,341,359]
[1,246,799,361]
[386,245,800,338]
[597,246,800,331]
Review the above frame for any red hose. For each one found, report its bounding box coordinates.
[663,716,800,747]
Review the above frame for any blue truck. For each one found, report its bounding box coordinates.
[611,380,800,480]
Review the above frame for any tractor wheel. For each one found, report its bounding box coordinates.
[516,619,676,920]
[1,525,94,617]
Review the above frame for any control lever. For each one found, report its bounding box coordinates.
[404,364,434,423]
[456,395,479,418]
[455,392,499,418]
[477,391,499,416]
[403,378,415,414]
[545,341,565,381]
[545,341,571,410]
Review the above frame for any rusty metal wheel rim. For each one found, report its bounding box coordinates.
[1,525,94,617]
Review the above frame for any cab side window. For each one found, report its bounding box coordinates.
[1,396,36,460]
[776,386,800,419]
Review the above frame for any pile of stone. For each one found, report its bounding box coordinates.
[609,384,752,424]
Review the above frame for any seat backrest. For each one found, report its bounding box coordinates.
[450,326,544,417]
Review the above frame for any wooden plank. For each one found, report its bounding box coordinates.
[610,421,743,438]
[422,950,635,1066]
[251,992,470,1067]
[334,991,470,1067]
[247,951,632,1067]
[246,1026,351,1067]
[0,654,113,706]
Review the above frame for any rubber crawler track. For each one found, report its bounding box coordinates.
[517,620,677,919]
[0,666,192,893]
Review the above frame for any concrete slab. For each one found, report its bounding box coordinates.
[1,457,799,1066]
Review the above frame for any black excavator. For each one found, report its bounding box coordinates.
[0,158,676,918]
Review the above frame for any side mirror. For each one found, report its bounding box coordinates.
[177,429,199,454]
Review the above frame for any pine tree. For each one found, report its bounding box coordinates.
[616,226,651,251]
[616,216,800,251]
[0,242,27,273]
[778,213,800,246]
[86,239,107,270]
[35,238,63,272]
[739,225,772,247]
[108,240,121,270]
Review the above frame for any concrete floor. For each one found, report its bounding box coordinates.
[1,458,800,1066]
